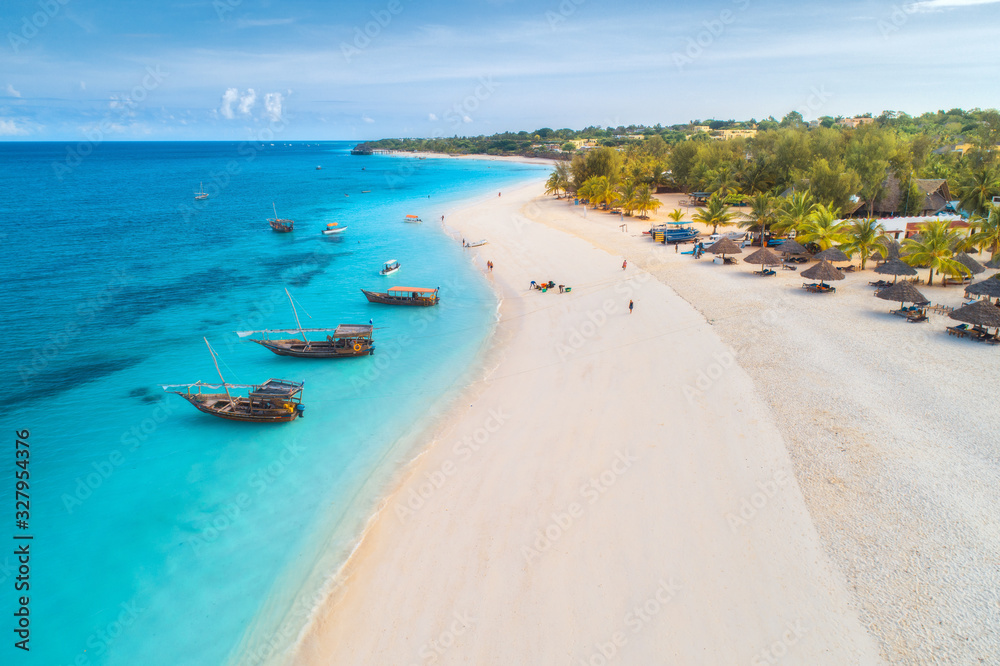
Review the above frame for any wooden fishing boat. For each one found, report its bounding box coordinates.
[238,289,374,358]
[404,214,422,223]
[268,203,294,232]
[380,259,400,275]
[322,222,347,235]
[361,286,439,306]
[242,324,374,358]
[195,182,209,200]
[163,339,304,422]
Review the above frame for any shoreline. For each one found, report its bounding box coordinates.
[286,182,882,664]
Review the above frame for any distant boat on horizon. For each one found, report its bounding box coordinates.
[195,182,208,200]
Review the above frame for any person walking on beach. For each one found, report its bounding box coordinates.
[622,259,627,271]
[628,300,634,314]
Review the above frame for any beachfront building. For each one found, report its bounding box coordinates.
[875,215,968,239]
[870,176,953,217]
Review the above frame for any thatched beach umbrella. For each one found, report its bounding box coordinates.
[813,247,850,263]
[776,239,809,255]
[706,237,743,260]
[800,259,845,287]
[965,276,1000,300]
[873,237,901,262]
[874,258,918,283]
[743,247,783,274]
[875,281,928,308]
[955,252,986,276]
[949,299,1000,331]
[986,256,1000,269]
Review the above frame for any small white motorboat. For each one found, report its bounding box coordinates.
[380,259,400,276]
[466,239,488,247]
[322,222,347,235]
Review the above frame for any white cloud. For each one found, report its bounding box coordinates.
[264,92,283,121]
[220,87,239,119]
[428,113,437,121]
[0,119,28,135]
[462,115,472,123]
[238,88,256,115]
[910,0,1000,10]
[362,114,375,123]
[5,84,21,98]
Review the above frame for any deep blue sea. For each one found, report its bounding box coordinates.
[0,141,546,665]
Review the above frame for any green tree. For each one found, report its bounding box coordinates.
[968,205,1000,260]
[634,186,662,219]
[845,129,892,216]
[692,193,735,234]
[901,220,970,286]
[667,208,685,222]
[738,193,778,244]
[795,204,847,250]
[842,218,887,270]
[958,165,1000,217]
[773,190,817,235]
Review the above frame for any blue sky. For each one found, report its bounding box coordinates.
[1,0,999,140]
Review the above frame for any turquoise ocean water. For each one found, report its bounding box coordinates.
[0,142,546,665]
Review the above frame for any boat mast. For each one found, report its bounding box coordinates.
[285,288,309,344]
[204,337,235,406]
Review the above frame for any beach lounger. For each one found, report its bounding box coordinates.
[947,325,969,337]
[753,269,776,276]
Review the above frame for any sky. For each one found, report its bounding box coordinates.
[1,0,999,140]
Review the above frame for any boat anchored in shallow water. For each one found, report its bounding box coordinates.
[238,289,374,358]
[380,259,400,275]
[163,338,304,422]
[322,222,347,235]
[268,203,294,232]
[361,286,439,306]
[404,214,422,223]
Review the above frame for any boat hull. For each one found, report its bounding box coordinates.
[175,392,301,422]
[380,267,400,275]
[361,288,438,306]
[322,227,347,235]
[251,338,374,358]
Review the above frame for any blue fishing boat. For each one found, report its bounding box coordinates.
[649,221,699,244]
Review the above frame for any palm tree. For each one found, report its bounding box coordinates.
[773,190,817,236]
[968,205,1000,260]
[958,165,1000,217]
[667,208,685,223]
[841,218,886,270]
[634,186,662,219]
[618,180,638,216]
[544,171,562,198]
[578,176,610,209]
[692,193,735,234]
[738,193,777,245]
[901,219,970,286]
[795,204,847,250]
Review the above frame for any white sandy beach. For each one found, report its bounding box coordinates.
[284,181,907,665]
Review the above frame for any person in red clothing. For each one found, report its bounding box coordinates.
[622,259,627,270]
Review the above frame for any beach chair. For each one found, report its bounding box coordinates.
[947,324,969,337]
[906,311,929,323]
